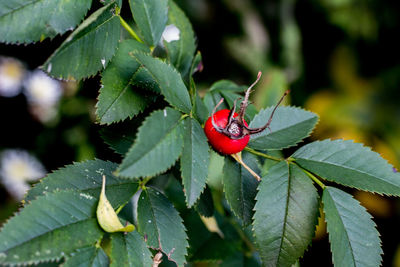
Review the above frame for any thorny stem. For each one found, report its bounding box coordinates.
[231,153,261,181]
[119,16,143,43]
[244,147,282,162]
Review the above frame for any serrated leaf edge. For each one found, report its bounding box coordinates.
[249,105,320,150]
[116,108,184,179]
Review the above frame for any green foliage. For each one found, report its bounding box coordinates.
[26,159,137,208]
[130,52,192,114]
[117,108,184,178]
[0,0,92,44]
[0,0,399,266]
[181,118,210,207]
[0,191,103,265]
[292,139,400,196]
[96,40,151,124]
[322,186,382,266]
[129,0,168,46]
[249,106,319,150]
[63,247,109,267]
[137,188,188,266]
[164,0,196,79]
[253,162,319,267]
[42,3,121,80]
[110,232,153,267]
[223,152,259,225]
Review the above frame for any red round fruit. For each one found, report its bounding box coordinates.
[204,109,250,155]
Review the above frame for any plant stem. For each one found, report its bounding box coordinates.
[297,165,325,189]
[244,147,282,162]
[119,16,143,43]
[231,153,261,181]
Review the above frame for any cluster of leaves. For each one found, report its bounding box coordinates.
[1,0,400,266]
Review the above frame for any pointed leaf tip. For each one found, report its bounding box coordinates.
[97,175,134,233]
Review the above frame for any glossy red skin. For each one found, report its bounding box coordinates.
[204,109,250,155]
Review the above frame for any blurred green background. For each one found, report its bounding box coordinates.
[1,0,400,266]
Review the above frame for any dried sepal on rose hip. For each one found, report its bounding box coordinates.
[204,71,289,155]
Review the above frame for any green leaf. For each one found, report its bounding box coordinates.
[42,3,120,80]
[110,231,153,267]
[137,187,188,266]
[96,39,152,124]
[322,186,382,267]
[249,106,319,150]
[102,0,123,7]
[194,186,215,218]
[0,191,103,265]
[181,117,210,207]
[194,92,210,124]
[210,80,246,93]
[223,152,259,225]
[100,121,138,155]
[129,0,168,46]
[164,0,196,79]
[63,247,109,267]
[117,108,184,178]
[26,159,138,209]
[292,139,400,196]
[253,162,319,267]
[0,0,92,44]
[131,52,192,114]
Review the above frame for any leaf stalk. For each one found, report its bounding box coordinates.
[119,16,143,43]
[231,153,261,181]
[244,147,282,162]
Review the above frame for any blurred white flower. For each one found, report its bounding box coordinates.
[24,70,62,106]
[0,149,46,200]
[0,57,25,97]
[161,24,180,43]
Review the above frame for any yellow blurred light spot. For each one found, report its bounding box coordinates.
[200,215,224,238]
[314,209,327,240]
[3,61,23,80]
[305,90,336,116]
[354,191,392,218]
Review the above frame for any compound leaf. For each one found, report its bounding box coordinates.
[0,0,92,44]
[96,39,151,124]
[25,159,138,209]
[131,52,192,114]
[253,162,319,267]
[63,247,109,267]
[110,231,153,267]
[129,0,168,46]
[42,3,120,80]
[292,139,400,196]
[249,106,318,150]
[0,191,103,265]
[322,186,382,267]
[164,0,196,79]
[137,187,188,266]
[223,152,259,225]
[181,117,210,207]
[117,108,184,178]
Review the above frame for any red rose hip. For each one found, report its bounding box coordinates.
[204,109,250,155]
